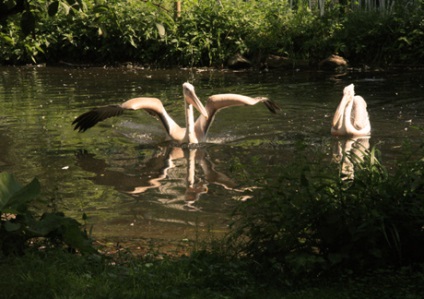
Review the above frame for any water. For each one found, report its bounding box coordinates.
[1,66,423,253]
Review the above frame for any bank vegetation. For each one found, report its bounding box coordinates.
[1,0,423,68]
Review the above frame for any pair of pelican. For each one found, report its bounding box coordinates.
[73,82,281,143]
[72,82,370,143]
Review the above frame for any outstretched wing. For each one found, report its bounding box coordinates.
[72,97,179,135]
[72,105,125,132]
[194,93,281,141]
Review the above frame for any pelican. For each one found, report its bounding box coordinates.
[72,82,280,144]
[331,84,371,136]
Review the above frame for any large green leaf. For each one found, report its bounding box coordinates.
[0,172,23,210]
[27,213,96,254]
[0,172,40,213]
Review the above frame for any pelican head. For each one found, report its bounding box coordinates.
[182,82,208,118]
[343,84,355,102]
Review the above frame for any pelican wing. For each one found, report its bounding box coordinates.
[72,105,125,132]
[194,93,281,141]
[351,96,370,131]
[72,97,182,138]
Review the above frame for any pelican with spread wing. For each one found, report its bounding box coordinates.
[72,82,280,143]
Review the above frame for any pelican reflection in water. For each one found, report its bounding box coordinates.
[76,145,254,212]
[332,137,370,180]
[73,82,280,144]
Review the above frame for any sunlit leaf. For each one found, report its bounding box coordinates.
[0,35,14,45]
[60,2,71,15]
[155,23,166,38]
[93,4,109,13]
[129,35,137,48]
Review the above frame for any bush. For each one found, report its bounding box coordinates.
[227,144,424,281]
[1,0,423,66]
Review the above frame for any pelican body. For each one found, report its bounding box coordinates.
[72,82,280,144]
[331,84,371,136]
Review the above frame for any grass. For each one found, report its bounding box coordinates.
[0,245,423,299]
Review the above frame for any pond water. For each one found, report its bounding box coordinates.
[1,66,423,253]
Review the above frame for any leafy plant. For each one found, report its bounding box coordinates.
[0,172,96,255]
[227,144,424,281]
[0,0,423,66]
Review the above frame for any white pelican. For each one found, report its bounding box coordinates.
[73,82,280,143]
[331,84,371,136]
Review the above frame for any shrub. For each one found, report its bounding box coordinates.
[228,144,424,281]
[0,0,423,66]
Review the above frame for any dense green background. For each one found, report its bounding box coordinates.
[1,0,423,67]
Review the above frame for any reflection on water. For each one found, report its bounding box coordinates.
[1,66,424,247]
[76,144,253,213]
[332,137,371,180]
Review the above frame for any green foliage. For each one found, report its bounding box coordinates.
[0,172,96,255]
[0,0,85,63]
[334,5,424,65]
[1,0,423,66]
[228,144,424,281]
[171,1,253,67]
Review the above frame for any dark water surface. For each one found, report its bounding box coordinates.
[1,66,423,252]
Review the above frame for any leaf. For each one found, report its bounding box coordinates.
[0,172,40,213]
[3,221,21,232]
[60,2,71,15]
[0,173,23,210]
[92,4,110,13]
[0,35,14,45]
[62,223,97,254]
[129,35,137,48]
[48,1,59,17]
[155,23,166,38]
[8,178,40,213]
[20,11,36,36]
[28,213,96,254]
[26,212,64,236]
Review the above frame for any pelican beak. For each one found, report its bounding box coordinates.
[183,83,208,119]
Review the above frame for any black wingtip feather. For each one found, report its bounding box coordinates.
[264,99,281,114]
